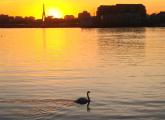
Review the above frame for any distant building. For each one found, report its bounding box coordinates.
[149,11,165,26]
[63,15,78,27]
[158,12,165,16]
[0,15,11,24]
[78,11,93,27]
[24,16,35,24]
[14,16,25,24]
[157,12,165,24]
[64,15,74,21]
[44,16,56,25]
[97,4,147,27]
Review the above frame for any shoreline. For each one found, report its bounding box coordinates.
[0,25,165,28]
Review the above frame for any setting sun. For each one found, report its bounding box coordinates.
[47,8,63,18]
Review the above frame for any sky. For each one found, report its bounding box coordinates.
[0,0,164,18]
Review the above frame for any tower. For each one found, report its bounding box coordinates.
[42,4,46,22]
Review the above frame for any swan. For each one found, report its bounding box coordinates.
[75,91,91,105]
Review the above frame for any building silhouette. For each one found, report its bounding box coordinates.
[64,15,75,20]
[78,11,93,27]
[157,12,165,25]
[97,4,147,27]
[149,11,165,26]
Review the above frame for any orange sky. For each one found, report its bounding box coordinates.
[0,0,164,18]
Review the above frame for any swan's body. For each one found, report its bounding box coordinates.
[75,91,91,105]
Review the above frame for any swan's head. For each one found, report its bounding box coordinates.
[87,91,90,94]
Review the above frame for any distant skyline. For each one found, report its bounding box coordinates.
[0,0,164,18]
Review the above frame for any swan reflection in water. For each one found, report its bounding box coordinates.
[87,102,91,112]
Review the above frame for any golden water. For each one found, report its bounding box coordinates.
[0,28,165,119]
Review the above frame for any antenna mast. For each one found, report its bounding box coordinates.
[42,4,46,22]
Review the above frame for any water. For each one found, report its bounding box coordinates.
[0,28,165,120]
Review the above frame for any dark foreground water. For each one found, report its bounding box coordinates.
[0,28,165,120]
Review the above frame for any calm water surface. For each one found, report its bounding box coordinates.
[0,28,165,120]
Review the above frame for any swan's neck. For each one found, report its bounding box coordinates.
[87,93,90,102]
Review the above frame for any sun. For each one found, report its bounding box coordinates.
[47,8,63,18]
